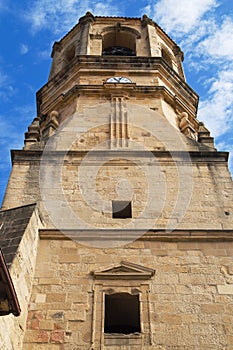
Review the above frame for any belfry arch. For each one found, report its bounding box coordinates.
[101,25,141,56]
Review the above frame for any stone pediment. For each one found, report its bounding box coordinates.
[93,261,155,280]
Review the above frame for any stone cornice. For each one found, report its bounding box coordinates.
[11,149,229,164]
[38,56,196,94]
[39,229,233,242]
[37,56,198,115]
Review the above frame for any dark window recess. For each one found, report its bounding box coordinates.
[65,46,75,62]
[104,293,141,334]
[103,46,136,56]
[112,201,132,219]
[161,48,173,67]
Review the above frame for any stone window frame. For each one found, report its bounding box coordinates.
[91,261,155,348]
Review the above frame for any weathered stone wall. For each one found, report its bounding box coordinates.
[2,154,233,231]
[2,161,40,209]
[23,234,233,350]
[0,208,42,350]
[61,158,233,230]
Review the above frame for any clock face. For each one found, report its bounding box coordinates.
[106,77,132,84]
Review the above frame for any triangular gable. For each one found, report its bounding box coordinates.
[93,261,155,280]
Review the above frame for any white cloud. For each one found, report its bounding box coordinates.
[37,49,51,60]
[0,104,35,157]
[216,139,233,175]
[0,70,7,85]
[25,0,120,34]
[0,0,8,11]
[20,43,29,55]
[198,69,233,137]
[148,0,218,36]
[197,17,233,60]
[0,118,24,153]
[0,69,16,101]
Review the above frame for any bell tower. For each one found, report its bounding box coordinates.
[1,12,233,350]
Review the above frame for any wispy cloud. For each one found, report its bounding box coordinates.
[0,70,7,85]
[145,0,218,37]
[0,69,16,101]
[198,69,233,137]
[0,0,8,11]
[24,0,121,34]
[0,119,23,149]
[20,43,29,55]
[0,104,35,161]
[197,17,233,60]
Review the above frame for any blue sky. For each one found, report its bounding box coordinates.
[0,0,233,206]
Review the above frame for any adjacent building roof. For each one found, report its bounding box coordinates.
[0,249,20,316]
[0,203,36,267]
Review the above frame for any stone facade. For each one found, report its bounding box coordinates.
[0,12,233,350]
[22,233,233,350]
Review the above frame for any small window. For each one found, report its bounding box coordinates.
[104,293,141,334]
[112,201,132,219]
[161,48,173,67]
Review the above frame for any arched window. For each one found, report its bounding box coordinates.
[102,30,136,56]
[64,46,75,63]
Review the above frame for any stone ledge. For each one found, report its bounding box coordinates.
[11,149,229,163]
[39,229,233,242]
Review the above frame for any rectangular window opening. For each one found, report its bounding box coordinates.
[112,201,132,219]
[104,293,141,334]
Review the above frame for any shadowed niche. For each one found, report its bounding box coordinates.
[104,292,141,334]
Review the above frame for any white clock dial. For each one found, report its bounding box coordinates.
[106,76,132,84]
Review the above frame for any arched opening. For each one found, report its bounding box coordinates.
[104,293,141,334]
[161,48,173,68]
[102,31,136,56]
[64,46,75,63]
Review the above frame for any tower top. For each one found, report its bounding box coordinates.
[24,11,215,154]
[49,12,184,80]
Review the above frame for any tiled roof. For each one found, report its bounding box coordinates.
[0,203,36,266]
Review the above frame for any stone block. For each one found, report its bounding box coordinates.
[46,293,66,303]
[50,331,65,343]
[201,304,224,314]
[217,285,233,295]
[24,330,49,343]
[39,320,54,330]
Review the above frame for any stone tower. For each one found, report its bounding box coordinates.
[0,12,233,350]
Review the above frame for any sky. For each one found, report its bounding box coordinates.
[0,0,233,206]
